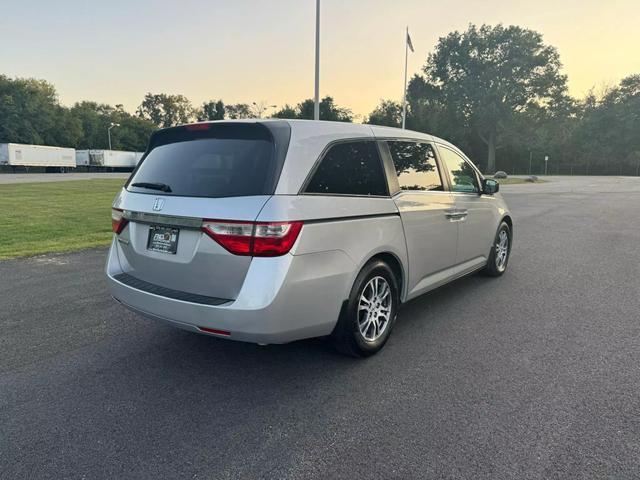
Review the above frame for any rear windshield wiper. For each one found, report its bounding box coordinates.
[131,182,172,193]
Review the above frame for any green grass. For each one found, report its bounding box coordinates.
[0,179,125,260]
[0,175,548,260]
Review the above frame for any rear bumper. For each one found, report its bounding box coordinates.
[105,237,355,344]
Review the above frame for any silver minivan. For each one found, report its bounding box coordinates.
[107,120,512,356]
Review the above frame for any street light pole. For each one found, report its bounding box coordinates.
[314,0,320,121]
[108,122,120,150]
[252,102,278,118]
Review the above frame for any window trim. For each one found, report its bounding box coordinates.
[299,138,391,198]
[377,140,401,196]
[436,143,483,196]
[384,139,448,195]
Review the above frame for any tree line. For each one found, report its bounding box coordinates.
[369,24,640,175]
[1,24,638,174]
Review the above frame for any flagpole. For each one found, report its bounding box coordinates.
[401,26,409,129]
[314,0,320,121]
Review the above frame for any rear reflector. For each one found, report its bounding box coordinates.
[111,208,128,234]
[201,220,303,257]
[198,327,231,336]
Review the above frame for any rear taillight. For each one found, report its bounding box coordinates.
[201,220,303,257]
[111,208,128,235]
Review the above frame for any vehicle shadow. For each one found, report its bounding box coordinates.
[88,269,490,405]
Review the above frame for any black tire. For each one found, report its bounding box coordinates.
[330,259,400,357]
[483,221,512,277]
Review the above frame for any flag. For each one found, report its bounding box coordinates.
[406,31,414,52]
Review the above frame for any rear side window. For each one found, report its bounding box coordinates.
[304,141,388,196]
[388,141,443,191]
[127,124,276,198]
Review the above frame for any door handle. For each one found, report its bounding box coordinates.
[445,209,468,220]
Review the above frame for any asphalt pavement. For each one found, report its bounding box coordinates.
[0,172,130,184]
[1,176,640,479]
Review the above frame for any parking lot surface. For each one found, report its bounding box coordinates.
[1,176,639,479]
[0,172,130,184]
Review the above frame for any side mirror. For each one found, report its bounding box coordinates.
[482,178,499,195]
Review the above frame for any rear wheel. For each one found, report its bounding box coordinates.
[483,221,511,277]
[331,259,399,357]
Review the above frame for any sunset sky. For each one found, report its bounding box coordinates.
[2,0,639,118]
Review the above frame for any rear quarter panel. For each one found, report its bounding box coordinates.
[257,195,409,301]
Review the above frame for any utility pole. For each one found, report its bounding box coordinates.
[314,0,320,120]
[529,150,532,175]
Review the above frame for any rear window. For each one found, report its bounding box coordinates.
[304,141,388,196]
[127,124,276,198]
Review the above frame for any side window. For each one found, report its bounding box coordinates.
[387,141,443,191]
[305,141,388,196]
[439,147,479,194]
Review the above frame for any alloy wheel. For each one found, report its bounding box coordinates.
[357,276,392,342]
[495,229,509,272]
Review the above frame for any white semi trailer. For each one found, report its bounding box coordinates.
[75,150,143,170]
[0,143,76,171]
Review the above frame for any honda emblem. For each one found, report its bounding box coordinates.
[152,198,165,211]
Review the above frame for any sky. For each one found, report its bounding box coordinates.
[1,0,639,118]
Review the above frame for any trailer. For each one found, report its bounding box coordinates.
[0,143,76,172]
[75,150,143,171]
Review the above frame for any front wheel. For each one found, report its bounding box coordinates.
[330,260,400,357]
[483,221,512,277]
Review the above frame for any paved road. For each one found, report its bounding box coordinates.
[2,177,640,479]
[0,172,130,184]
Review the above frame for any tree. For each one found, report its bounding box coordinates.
[71,101,155,150]
[70,101,115,149]
[298,97,353,121]
[0,75,80,146]
[137,93,194,127]
[197,100,225,121]
[365,100,402,127]
[272,96,352,122]
[111,107,156,151]
[4,62,640,176]
[422,24,569,172]
[53,107,84,148]
[571,75,640,175]
[0,76,155,150]
[271,104,298,119]
[225,103,252,119]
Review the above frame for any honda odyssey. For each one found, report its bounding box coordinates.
[107,120,512,356]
